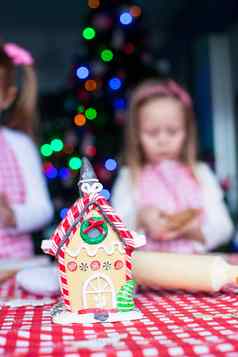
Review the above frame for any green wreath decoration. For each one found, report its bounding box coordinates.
[80,216,108,244]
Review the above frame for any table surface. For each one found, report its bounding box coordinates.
[1,260,238,356]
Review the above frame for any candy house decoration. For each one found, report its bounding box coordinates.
[42,158,145,323]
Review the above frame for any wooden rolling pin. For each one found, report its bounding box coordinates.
[132,251,238,292]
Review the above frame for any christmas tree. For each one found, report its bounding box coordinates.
[39,0,159,234]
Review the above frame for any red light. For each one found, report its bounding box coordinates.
[85,145,97,157]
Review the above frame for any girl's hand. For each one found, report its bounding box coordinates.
[4,43,34,66]
[0,194,16,228]
[137,207,167,240]
[159,215,204,242]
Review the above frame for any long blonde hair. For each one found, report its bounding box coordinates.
[0,45,38,138]
[124,79,198,179]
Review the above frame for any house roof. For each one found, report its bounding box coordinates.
[42,193,138,258]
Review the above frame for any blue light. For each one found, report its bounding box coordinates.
[60,208,68,219]
[105,159,117,171]
[101,189,111,200]
[46,166,58,179]
[59,167,70,180]
[108,77,122,91]
[113,98,126,110]
[120,12,133,25]
[76,66,90,79]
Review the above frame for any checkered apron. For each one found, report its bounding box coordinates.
[0,130,33,258]
[138,160,205,253]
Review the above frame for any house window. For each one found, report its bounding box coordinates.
[80,216,108,244]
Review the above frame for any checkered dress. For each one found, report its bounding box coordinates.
[0,131,33,258]
[138,160,205,253]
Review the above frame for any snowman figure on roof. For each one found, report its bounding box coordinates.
[42,157,145,324]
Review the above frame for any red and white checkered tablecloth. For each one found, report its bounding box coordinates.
[1,274,238,357]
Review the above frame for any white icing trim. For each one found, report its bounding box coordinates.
[80,182,103,195]
[80,179,99,182]
[52,303,143,324]
[131,231,146,248]
[65,242,125,258]
[41,240,54,251]
[83,273,116,309]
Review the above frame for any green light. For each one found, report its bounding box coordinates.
[77,105,85,113]
[82,27,96,40]
[85,107,97,120]
[40,144,53,157]
[51,138,64,152]
[101,49,114,62]
[69,157,82,170]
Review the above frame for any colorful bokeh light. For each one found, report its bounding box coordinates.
[51,138,64,152]
[85,145,97,157]
[88,0,100,9]
[119,12,133,25]
[130,5,142,17]
[74,114,86,126]
[45,165,58,179]
[60,208,68,219]
[77,105,85,113]
[108,77,122,90]
[85,79,97,91]
[100,49,114,62]
[113,98,126,110]
[82,27,96,40]
[69,157,82,170]
[85,107,97,120]
[59,167,70,180]
[40,144,53,157]
[105,158,117,171]
[76,66,90,79]
[101,189,111,200]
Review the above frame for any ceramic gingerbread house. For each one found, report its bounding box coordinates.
[42,158,145,324]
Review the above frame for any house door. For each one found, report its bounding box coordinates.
[83,273,116,309]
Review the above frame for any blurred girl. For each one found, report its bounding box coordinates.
[0,42,53,258]
[112,80,233,253]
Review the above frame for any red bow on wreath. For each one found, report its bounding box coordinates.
[82,218,105,235]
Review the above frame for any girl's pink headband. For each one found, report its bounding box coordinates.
[132,80,192,108]
[3,43,34,66]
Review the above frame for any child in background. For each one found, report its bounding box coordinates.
[112,79,234,253]
[0,43,54,258]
